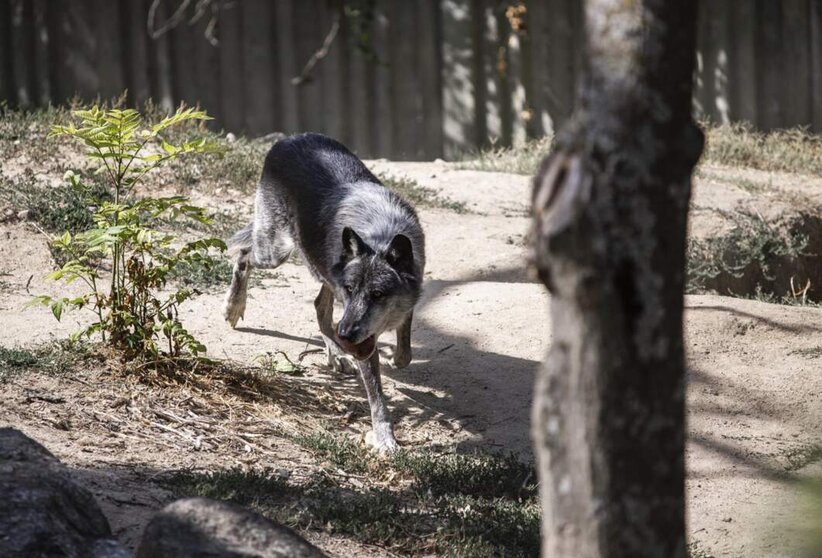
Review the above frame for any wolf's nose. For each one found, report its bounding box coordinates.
[337,323,355,341]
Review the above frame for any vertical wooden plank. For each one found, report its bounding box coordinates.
[782,0,812,127]
[372,1,394,156]
[319,0,345,142]
[491,1,511,146]
[273,0,297,134]
[503,15,527,147]
[526,0,551,135]
[192,15,221,124]
[121,0,152,108]
[441,0,476,158]
[293,0,323,135]
[519,3,541,140]
[811,0,822,131]
[0,0,13,106]
[348,1,372,153]
[10,0,36,107]
[480,0,501,144]
[390,0,422,159]
[94,0,125,101]
[546,0,575,129]
[146,0,174,111]
[469,0,488,148]
[418,0,444,158]
[218,1,245,132]
[756,0,784,130]
[32,0,50,105]
[727,0,758,124]
[169,6,199,108]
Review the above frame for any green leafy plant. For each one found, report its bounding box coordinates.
[31,106,225,359]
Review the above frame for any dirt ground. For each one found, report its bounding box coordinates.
[1,159,820,557]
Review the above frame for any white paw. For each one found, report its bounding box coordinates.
[223,298,246,328]
[365,428,399,454]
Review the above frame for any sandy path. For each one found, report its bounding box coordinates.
[1,162,820,556]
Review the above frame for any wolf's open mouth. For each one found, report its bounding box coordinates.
[335,334,376,361]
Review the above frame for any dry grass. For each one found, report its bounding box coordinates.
[456,136,552,175]
[457,123,822,177]
[702,122,822,176]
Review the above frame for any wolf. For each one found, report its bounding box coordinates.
[222,133,425,452]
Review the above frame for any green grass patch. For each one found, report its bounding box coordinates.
[0,342,90,382]
[170,256,234,290]
[377,172,468,213]
[167,430,539,557]
[0,169,111,234]
[686,209,810,299]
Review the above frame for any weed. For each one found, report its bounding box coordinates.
[168,430,540,556]
[170,135,271,193]
[0,342,91,382]
[253,351,307,376]
[170,255,234,290]
[394,449,536,500]
[702,122,822,176]
[294,431,373,473]
[0,169,111,234]
[789,346,822,359]
[783,444,822,472]
[687,541,716,558]
[166,468,291,507]
[31,106,225,359]
[457,136,553,175]
[377,172,468,213]
[686,210,809,297]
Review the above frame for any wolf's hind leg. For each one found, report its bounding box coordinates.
[314,284,357,375]
[223,249,251,328]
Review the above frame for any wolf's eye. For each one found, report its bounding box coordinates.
[372,290,384,300]
[344,284,353,294]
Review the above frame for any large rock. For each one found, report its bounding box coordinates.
[0,428,130,558]
[136,497,327,558]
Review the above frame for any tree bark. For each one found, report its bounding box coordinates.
[530,2,704,557]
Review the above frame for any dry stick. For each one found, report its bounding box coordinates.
[292,12,342,86]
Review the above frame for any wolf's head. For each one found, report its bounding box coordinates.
[330,227,421,360]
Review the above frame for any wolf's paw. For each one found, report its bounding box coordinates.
[393,349,412,369]
[223,299,246,328]
[365,429,399,455]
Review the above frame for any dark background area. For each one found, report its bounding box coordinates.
[2,0,822,160]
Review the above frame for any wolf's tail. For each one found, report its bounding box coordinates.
[227,222,253,259]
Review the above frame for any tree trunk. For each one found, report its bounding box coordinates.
[530,2,704,557]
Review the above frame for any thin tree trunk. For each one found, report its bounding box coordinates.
[530,1,704,557]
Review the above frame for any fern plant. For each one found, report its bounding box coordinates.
[32,106,225,359]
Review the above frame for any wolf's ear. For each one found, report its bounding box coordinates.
[386,234,414,273]
[342,227,367,259]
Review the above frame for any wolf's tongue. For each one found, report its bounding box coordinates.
[336,335,376,361]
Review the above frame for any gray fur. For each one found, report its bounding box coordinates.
[223,133,425,453]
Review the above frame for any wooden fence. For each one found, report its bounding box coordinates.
[2,0,822,160]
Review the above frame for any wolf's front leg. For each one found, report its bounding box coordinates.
[393,311,413,369]
[358,350,398,453]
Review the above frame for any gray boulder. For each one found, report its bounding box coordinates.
[0,427,130,558]
[136,497,327,558]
